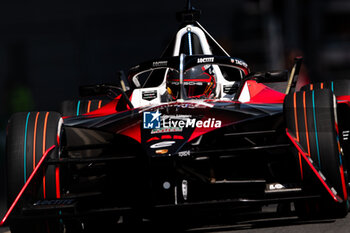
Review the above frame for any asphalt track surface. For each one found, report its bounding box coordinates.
[0,214,349,233]
[1,205,350,233]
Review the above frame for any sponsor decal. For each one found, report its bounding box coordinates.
[152,61,168,67]
[265,183,301,193]
[267,183,285,191]
[142,90,157,101]
[162,117,221,128]
[223,84,239,94]
[230,58,248,68]
[143,110,161,129]
[143,102,213,112]
[197,57,214,64]
[168,81,203,86]
[143,111,222,129]
[34,199,75,206]
[151,127,183,134]
[178,150,190,157]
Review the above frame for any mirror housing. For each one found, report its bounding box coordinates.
[254,70,289,83]
[79,84,134,109]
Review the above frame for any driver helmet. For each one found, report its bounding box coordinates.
[166,65,216,100]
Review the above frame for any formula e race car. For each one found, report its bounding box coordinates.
[2,2,350,233]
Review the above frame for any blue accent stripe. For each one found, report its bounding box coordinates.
[24,112,31,183]
[76,101,81,116]
[331,81,334,92]
[188,31,193,55]
[336,136,343,165]
[312,91,321,168]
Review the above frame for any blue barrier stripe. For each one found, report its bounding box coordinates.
[24,112,31,183]
[312,91,321,168]
[76,101,81,116]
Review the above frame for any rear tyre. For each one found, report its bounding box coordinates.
[60,99,110,116]
[300,79,350,97]
[284,89,348,218]
[6,111,63,233]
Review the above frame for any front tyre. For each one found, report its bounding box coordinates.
[284,89,348,218]
[6,111,63,233]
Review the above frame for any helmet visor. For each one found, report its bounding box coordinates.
[167,65,215,99]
